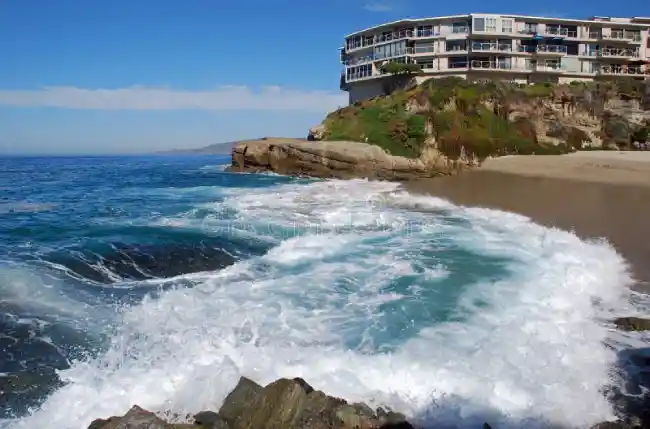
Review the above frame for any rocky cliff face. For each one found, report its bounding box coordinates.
[317,77,650,157]
[232,79,650,180]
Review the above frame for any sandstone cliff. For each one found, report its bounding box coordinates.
[230,78,650,180]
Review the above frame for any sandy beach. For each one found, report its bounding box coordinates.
[405,151,650,286]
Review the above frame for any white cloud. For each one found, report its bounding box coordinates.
[0,85,348,112]
[364,2,393,12]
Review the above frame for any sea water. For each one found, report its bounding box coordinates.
[0,155,645,429]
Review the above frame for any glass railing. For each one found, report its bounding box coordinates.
[545,27,578,38]
[600,48,640,57]
[470,60,512,70]
[519,28,538,35]
[580,50,598,56]
[606,31,642,41]
[451,26,469,34]
[517,45,535,53]
[414,45,436,53]
[346,69,375,81]
[536,45,568,53]
[600,66,646,75]
[449,61,469,69]
[416,29,439,37]
[587,32,601,39]
[472,42,512,51]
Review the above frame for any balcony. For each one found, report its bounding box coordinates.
[603,31,642,42]
[536,45,568,54]
[600,65,647,76]
[416,29,441,38]
[376,29,414,43]
[413,45,436,54]
[599,47,640,58]
[544,27,578,38]
[518,28,538,35]
[472,42,512,52]
[580,50,599,57]
[346,70,376,82]
[530,64,564,73]
[470,60,512,70]
[451,26,469,34]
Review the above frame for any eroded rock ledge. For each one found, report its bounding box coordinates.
[227,138,465,181]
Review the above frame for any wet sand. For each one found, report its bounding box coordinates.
[405,152,650,285]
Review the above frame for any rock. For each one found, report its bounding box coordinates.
[85,377,415,429]
[194,411,230,429]
[590,422,633,429]
[614,317,650,332]
[215,376,415,429]
[228,139,449,180]
[307,124,326,141]
[218,376,264,426]
[95,405,170,429]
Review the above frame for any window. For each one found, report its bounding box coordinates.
[474,18,485,32]
[486,18,497,32]
[502,19,513,33]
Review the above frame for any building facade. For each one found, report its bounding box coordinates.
[340,14,650,104]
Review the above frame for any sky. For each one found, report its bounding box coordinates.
[0,0,646,155]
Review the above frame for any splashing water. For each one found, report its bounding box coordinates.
[0,157,640,429]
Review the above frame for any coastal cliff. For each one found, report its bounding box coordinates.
[230,78,650,179]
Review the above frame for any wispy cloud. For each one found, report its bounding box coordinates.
[364,2,393,12]
[0,85,347,112]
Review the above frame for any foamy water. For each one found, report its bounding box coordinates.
[3,178,638,429]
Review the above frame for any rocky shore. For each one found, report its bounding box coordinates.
[84,332,650,429]
[87,377,415,429]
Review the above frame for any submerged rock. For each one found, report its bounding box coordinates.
[87,377,414,429]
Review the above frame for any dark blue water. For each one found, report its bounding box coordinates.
[0,155,637,429]
[0,155,279,416]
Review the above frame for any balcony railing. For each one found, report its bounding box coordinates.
[518,28,538,35]
[600,47,640,58]
[445,44,468,52]
[471,60,512,70]
[472,42,512,52]
[580,50,599,56]
[544,27,578,38]
[451,26,469,34]
[536,45,568,54]
[416,29,440,38]
[587,31,601,39]
[414,45,436,53]
[600,65,646,76]
[604,31,642,42]
[346,70,376,81]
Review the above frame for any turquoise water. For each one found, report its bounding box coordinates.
[0,155,639,428]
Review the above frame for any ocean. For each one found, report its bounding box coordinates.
[0,155,646,429]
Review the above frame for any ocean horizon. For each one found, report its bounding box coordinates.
[0,154,646,429]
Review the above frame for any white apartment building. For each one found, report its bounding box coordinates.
[340,14,650,103]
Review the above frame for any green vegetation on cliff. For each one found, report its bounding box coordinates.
[322,77,650,161]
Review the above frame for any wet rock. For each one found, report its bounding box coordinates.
[614,317,650,332]
[590,422,633,429]
[96,405,169,429]
[216,376,414,429]
[86,377,415,429]
[218,376,264,426]
[193,411,230,429]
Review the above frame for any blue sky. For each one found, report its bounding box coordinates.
[0,0,645,155]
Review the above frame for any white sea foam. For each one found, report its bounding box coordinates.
[5,179,637,429]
